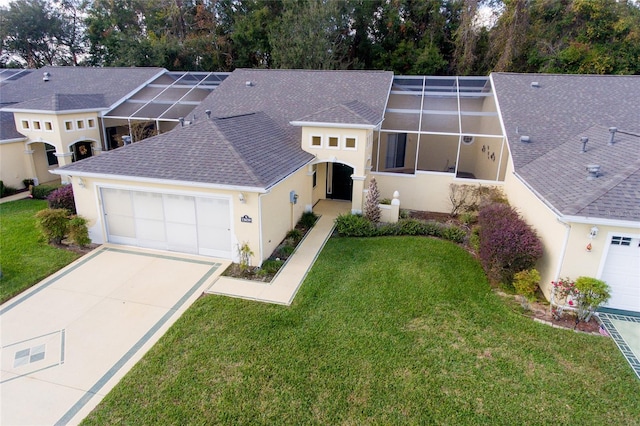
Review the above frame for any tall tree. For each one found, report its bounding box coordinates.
[1,0,64,68]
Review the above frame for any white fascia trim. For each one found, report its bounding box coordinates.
[4,107,107,115]
[560,215,640,228]
[0,137,28,144]
[289,121,376,130]
[49,170,268,194]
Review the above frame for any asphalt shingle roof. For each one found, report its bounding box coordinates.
[60,68,393,189]
[492,73,640,222]
[0,111,25,140]
[0,66,163,108]
[8,93,108,112]
[59,112,313,189]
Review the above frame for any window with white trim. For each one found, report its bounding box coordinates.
[64,121,73,131]
[44,121,53,131]
[311,135,322,148]
[76,119,85,129]
[21,120,30,130]
[611,236,632,246]
[87,118,96,128]
[327,136,339,149]
[345,137,356,149]
[33,121,41,130]
[385,133,407,169]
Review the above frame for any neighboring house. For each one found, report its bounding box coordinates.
[27,67,636,315]
[0,67,228,189]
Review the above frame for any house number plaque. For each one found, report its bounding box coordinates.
[241,215,252,223]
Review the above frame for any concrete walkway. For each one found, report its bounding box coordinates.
[207,199,351,305]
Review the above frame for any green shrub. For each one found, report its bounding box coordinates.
[441,225,466,243]
[286,228,303,243]
[399,209,410,219]
[299,211,318,228]
[460,211,477,226]
[278,244,296,258]
[513,269,540,300]
[422,221,443,237]
[574,277,610,322]
[22,178,35,189]
[68,216,91,247]
[397,218,426,236]
[259,259,284,275]
[334,213,376,237]
[0,181,19,197]
[379,198,391,205]
[35,208,69,244]
[377,222,400,236]
[32,184,60,200]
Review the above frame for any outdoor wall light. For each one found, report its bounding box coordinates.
[589,226,599,239]
[77,177,85,188]
[238,192,246,203]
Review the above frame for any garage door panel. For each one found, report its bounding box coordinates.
[601,236,640,313]
[101,188,232,259]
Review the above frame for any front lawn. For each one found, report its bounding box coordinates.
[83,237,639,425]
[0,199,80,303]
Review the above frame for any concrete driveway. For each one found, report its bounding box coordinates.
[0,245,228,425]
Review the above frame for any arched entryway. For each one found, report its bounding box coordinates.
[327,163,353,201]
[71,141,94,162]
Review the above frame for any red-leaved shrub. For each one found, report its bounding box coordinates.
[47,184,76,214]
[478,203,543,286]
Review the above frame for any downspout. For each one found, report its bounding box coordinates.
[258,191,265,266]
[552,217,571,308]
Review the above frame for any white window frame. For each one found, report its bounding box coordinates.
[344,136,357,151]
[32,120,42,131]
[44,121,53,131]
[76,119,85,130]
[64,120,74,131]
[310,134,323,149]
[326,134,340,150]
[87,118,96,129]
[21,120,30,130]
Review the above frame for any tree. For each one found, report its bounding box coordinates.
[1,0,64,67]
[364,177,381,223]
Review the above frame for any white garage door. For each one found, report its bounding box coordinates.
[600,235,640,313]
[101,188,232,258]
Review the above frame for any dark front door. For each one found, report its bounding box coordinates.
[73,141,93,162]
[329,163,353,201]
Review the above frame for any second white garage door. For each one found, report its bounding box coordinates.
[101,188,232,258]
[600,235,640,313]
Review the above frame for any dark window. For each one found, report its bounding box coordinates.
[385,133,407,168]
[45,144,58,166]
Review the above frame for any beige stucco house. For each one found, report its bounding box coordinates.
[2,67,637,314]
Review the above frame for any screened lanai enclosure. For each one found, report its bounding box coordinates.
[101,71,229,149]
[374,76,507,182]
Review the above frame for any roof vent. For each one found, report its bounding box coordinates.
[608,127,617,145]
[205,110,211,119]
[520,135,531,143]
[122,135,131,145]
[43,72,50,82]
[586,164,601,180]
[530,81,540,88]
[580,137,588,153]
[245,81,254,87]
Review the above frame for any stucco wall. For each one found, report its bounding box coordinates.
[0,141,28,188]
[259,166,313,264]
[300,126,369,176]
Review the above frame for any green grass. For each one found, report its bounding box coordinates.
[83,237,640,425]
[0,199,80,303]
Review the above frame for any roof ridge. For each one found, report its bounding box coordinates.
[206,119,264,186]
